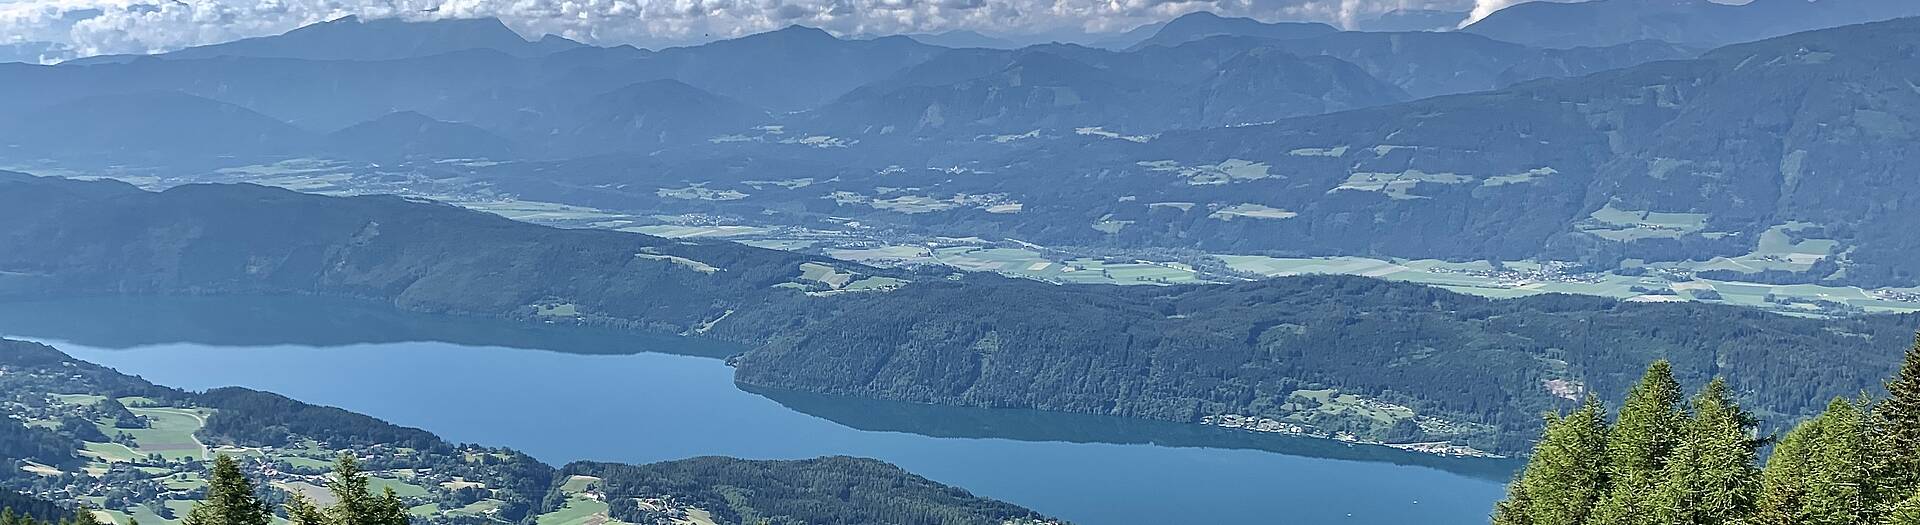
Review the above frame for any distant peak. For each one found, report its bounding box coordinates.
[379,110,433,121]
[1171,10,1228,22]
[766,25,838,40]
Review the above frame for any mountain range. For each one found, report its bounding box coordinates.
[1465,0,1920,48]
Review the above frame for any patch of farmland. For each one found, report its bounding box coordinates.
[1075,127,1152,143]
[657,185,749,201]
[1681,222,1838,274]
[115,407,211,461]
[1579,202,1710,241]
[1288,146,1349,157]
[1219,256,1406,278]
[634,249,723,274]
[622,225,771,238]
[1138,159,1274,185]
[827,245,933,264]
[871,195,959,213]
[466,199,624,224]
[1330,170,1471,199]
[741,178,815,190]
[371,477,433,498]
[1208,203,1297,221]
[1479,167,1558,187]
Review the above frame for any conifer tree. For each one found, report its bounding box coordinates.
[1496,395,1610,525]
[283,494,325,525]
[1755,415,1819,525]
[323,453,409,525]
[1652,379,1759,525]
[1592,361,1686,525]
[1807,398,1877,524]
[1490,481,1534,525]
[1887,488,1920,525]
[182,455,273,525]
[1879,335,1920,501]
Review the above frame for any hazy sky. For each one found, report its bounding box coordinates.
[0,0,1485,55]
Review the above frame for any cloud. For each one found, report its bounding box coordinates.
[0,0,1475,57]
[1462,0,1520,26]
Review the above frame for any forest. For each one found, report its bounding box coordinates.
[1493,338,1920,524]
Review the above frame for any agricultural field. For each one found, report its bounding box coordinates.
[1138,159,1274,185]
[1578,203,1714,241]
[656,185,749,201]
[534,476,716,525]
[1285,389,1416,426]
[1208,204,1297,221]
[1331,170,1472,199]
[116,407,213,461]
[1675,222,1839,274]
[785,262,907,295]
[1219,255,1920,316]
[622,225,772,239]
[925,246,1210,285]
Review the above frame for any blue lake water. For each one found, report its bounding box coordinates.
[0,296,1512,525]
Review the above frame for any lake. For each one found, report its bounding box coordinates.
[0,296,1513,525]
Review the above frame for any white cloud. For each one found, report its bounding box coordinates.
[0,0,1474,57]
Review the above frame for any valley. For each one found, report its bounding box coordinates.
[5,3,1920,524]
[26,158,1920,318]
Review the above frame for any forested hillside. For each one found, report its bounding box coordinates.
[0,339,1058,525]
[5,174,1917,453]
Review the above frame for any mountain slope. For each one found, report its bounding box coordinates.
[642,26,947,111]
[159,16,573,61]
[3,173,1917,453]
[1127,11,1339,50]
[0,91,313,159]
[327,111,516,159]
[1245,31,1695,98]
[1464,0,1920,48]
[811,41,1406,135]
[861,16,1919,287]
[504,79,772,155]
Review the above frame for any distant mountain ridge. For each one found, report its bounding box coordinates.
[1127,11,1340,50]
[1465,0,1920,47]
[150,16,579,62]
[808,42,1408,135]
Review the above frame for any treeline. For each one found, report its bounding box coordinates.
[0,491,85,525]
[0,509,96,525]
[0,420,80,471]
[565,456,1051,525]
[1494,337,1920,524]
